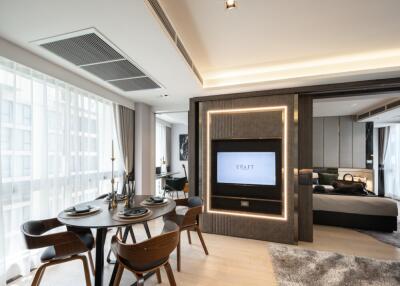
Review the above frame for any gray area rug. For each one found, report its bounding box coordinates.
[358,220,400,249]
[268,244,400,286]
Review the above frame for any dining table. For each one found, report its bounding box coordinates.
[57,195,176,286]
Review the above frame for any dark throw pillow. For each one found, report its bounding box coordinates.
[332,183,368,196]
[318,172,338,185]
[313,185,326,194]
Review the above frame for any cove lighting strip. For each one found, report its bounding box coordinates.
[206,106,288,221]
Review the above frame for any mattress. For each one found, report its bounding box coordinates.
[313,194,398,217]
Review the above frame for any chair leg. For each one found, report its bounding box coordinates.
[135,274,145,286]
[195,226,209,255]
[31,264,46,286]
[113,264,124,286]
[88,251,95,276]
[156,268,162,283]
[177,238,181,272]
[143,222,151,238]
[187,230,192,244]
[164,262,176,286]
[77,255,92,286]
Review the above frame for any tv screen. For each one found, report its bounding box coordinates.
[217,152,276,186]
[211,138,282,201]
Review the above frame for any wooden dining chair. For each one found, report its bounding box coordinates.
[111,220,180,286]
[21,218,93,286]
[91,193,152,265]
[164,197,209,272]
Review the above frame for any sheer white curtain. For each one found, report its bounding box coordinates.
[155,119,167,167]
[384,124,400,200]
[0,57,122,283]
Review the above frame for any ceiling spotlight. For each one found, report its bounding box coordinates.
[225,0,237,10]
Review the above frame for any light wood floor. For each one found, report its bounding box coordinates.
[10,219,400,286]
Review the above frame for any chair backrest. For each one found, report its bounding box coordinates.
[21,218,63,249]
[177,197,203,228]
[183,182,189,194]
[166,177,187,190]
[112,221,179,269]
[21,218,88,257]
[188,196,202,208]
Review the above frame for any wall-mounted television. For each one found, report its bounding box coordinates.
[211,138,282,201]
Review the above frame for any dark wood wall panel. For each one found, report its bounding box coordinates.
[198,94,299,244]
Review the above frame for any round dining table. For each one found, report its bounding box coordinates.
[57,195,176,286]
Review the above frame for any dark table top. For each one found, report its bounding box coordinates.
[57,195,176,229]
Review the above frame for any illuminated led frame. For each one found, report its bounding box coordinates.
[206,106,288,221]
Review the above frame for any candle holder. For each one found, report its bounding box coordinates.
[109,140,118,210]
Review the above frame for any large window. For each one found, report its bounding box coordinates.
[384,124,400,200]
[0,57,122,282]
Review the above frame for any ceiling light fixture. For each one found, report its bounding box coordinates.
[225,0,237,10]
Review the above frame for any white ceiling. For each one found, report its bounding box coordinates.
[0,0,204,111]
[156,112,188,125]
[313,93,400,117]
[161,0,400,89]
[1,0,400,111]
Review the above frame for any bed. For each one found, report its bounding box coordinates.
[312,168,398,232]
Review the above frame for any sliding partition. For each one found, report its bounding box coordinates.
[189,93,314,244]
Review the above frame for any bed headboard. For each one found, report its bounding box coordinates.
[313,167,338,174]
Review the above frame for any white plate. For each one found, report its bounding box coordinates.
[140,198,169,207]
[117,208,150,219]
[65,206,100,217]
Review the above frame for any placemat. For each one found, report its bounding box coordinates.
[112,209,153,222]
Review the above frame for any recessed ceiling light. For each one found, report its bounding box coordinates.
[225,0,237,10]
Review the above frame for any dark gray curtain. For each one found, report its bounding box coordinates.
[378,126,390,197]
[165,126,171,168]
[113,104,135,178]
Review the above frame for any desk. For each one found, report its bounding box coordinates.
[156,172,179,195]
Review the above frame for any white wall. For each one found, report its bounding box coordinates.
[170,123,188,178]
[0,36,135,109]
[135,102,155,195]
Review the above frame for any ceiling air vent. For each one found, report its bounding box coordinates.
[357,98,400,121]
[357,111,371,121]
[370,106,386,116]
[147,0,176,40]
[109,77,160,92]
[40,33,124,65]
[387,99,400,110]
[146,0,203,85]
[36,29,161,92]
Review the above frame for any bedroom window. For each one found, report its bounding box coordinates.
[384,124,400,200]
